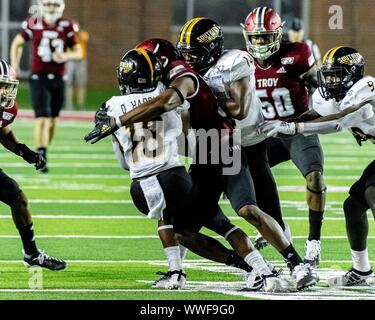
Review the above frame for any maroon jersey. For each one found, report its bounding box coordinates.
[20,17,79,76]
[166,60,233,131]
[254,42,315,120]
[0,101,18,128]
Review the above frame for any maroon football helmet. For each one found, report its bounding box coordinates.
[136,38,181,68]
[242,7,284,60]
[0,60,19,109]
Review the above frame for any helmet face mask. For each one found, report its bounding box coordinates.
[243,29,283,60]
[318,47,365,101]
[0,60,19,109]
[39,0,65,24]
[176,18,224,74]
[117,49,162,96]
[242,7,284,61]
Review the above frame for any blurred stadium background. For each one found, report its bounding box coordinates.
[1,0,375,300]
[1,0,375,109]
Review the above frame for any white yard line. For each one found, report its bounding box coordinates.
[0,235,374,239]
[0,215,356,220]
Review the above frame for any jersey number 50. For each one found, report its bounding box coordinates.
[257,88,295,119]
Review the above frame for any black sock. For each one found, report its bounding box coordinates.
[308,209,324,241]
[17,223,38,256]
[281,245,303,271]
[37,148,47,162]
[225,250,253,272]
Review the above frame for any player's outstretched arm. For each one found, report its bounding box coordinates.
[84,77,195,144]
[0,127,45,170]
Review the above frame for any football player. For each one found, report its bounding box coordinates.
[259,46,375,286]
[88,48,287,292]
[176,17,318,290]
[0,59,66,270]
[10,0,82,173]
[242,7,326,267]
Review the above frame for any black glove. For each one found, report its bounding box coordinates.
[84,116,119,144]
[14,144,46,170]
[94,102,109,123]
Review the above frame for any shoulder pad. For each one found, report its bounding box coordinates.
[215,49,254,83]
[344,77,375,107]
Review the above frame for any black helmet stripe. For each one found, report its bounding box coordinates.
[0,60,8,76]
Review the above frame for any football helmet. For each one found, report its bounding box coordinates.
[136,38,181,68]
[242,7,284,60]
[318,46,365,101]
[0,60,19,109]
[39,0,65,24]
[117,48,162,95]
[176,18,224,74]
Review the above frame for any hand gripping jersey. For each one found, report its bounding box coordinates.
[20,17,79,75]
[254,42,316,120]
[203,49,264,146]
[166,60,234,132]
[0,101,18,129]
[106,82,187,179]
[312,76,375,143]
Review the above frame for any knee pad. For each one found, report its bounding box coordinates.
[306,171,327,194]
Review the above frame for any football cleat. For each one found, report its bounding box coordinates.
[152,270,186,290]
[23,249,66,271]
[292,263,319,290]
[254,233,268,250]
[263,274,290,293]
[254,223,292,251]
[328,268,374,287]
[304,240,321,267]
[244,262,283,291]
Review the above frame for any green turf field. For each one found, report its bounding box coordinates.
[0,118,374,300]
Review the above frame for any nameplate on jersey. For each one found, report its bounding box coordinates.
[281,57,295,65]
[2,112,14,121]
[43,30,58,39]
[257,78,279,88]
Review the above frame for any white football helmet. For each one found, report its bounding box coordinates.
[39,0,65,24]
[0,60,19,109]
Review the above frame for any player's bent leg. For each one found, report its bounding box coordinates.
[237,205,319,290]
[8,191,66,271]
[305,170,326,267]
[328,195,373,287]
[153,220,186,290]
[365,186,375,217]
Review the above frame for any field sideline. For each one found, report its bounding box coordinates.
[0,117,374,300]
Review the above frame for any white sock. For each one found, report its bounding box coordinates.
[164,246,182,271]
[284,222,293,244]
[244,250,272,277]
[351,248,371,272]
[179,244,188,260]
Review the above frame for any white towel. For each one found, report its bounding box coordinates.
[139,175,166,220]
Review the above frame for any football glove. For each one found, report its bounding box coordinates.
[14,144,46,170]
[84,116,119,144]
[94,102,109,123]
[258,120,298,138]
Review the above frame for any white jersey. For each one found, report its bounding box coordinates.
[312,76,375,142]
[203,49,265,147]
[106,82,186,179]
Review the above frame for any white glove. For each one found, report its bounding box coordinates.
[258,120,299,137]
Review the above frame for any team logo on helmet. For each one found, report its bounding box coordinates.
[119,61,133,74]
[197,25,221,44]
